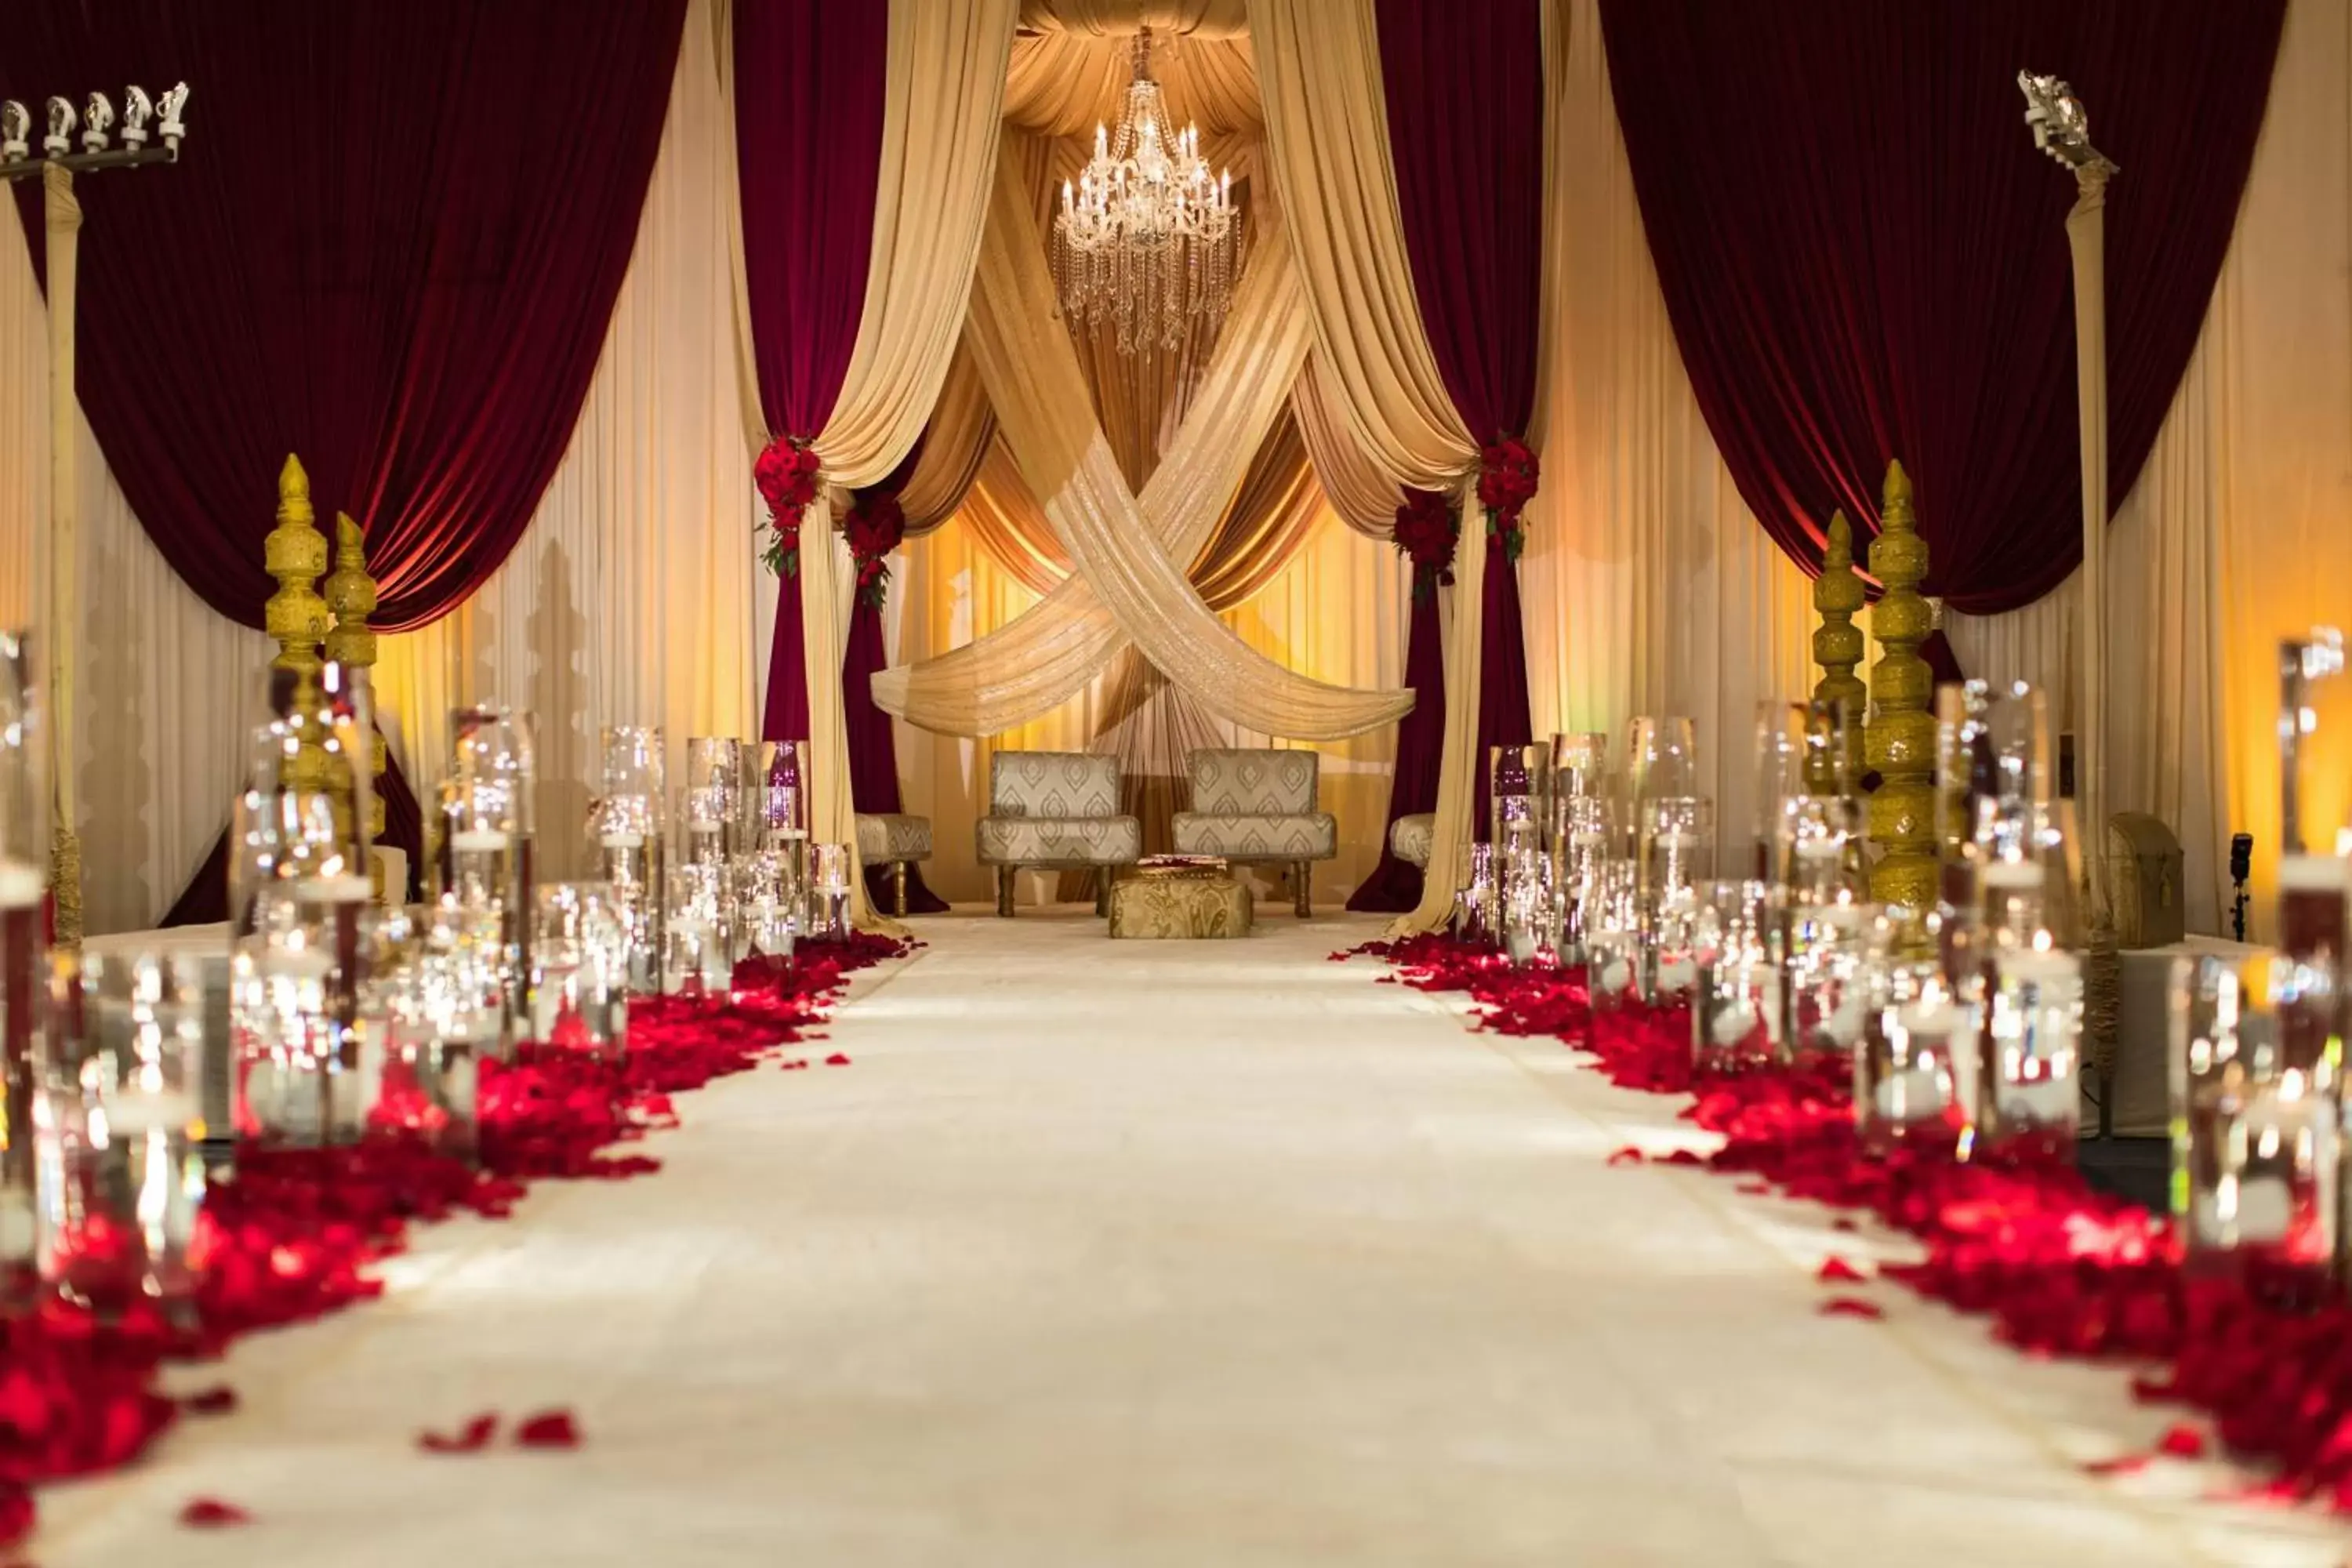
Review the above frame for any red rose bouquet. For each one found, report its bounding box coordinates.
[755,436,822,575]
[1476,434,1540,562]
[1391,488,1458,601]
[844,492,906,610]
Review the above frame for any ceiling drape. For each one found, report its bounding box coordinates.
[5,0,687,633]
[1597,0,2285,614]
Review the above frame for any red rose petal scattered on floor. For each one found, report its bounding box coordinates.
[2158,1423,2209,1459]
[0,1484,31,1547]
[1817,1256,1868,1284]
[823,1053,851,1066]
[1606,1146,1645,1167]
[514,1410,580,1450]
[183,1385,238,1415]
[1818,1297,1884,1320]
[781,1059,810,1071]
[2082,1453,2151,1477]
[1737,1180,1771,1196]
[419,1414,499,1454]
[1829,1218,1858,1232]
[1661,1149,1704,1167]
[179,1497,251,1528]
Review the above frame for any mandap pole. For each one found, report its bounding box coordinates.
[43,163,80,948]
[2020,71,2120,1128]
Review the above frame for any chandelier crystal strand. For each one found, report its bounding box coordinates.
[1051,27,1237,356]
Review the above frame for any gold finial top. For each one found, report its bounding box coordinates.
[323,511,379,671]
[264,453,331,676]
[1884,457,1912,508]
[1809,510,1868,795]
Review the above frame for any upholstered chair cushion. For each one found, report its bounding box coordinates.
[988,750,1122,819]
[1388,812,1436,868]
[1172,811,1337,859]
[1186,748,1318,815]
[976,815,1144,866]
[855,813,933,863]
[1170,747,1337,862]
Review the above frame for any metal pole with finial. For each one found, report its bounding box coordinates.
[2019,69,2120,1128]
[2,85,191,945]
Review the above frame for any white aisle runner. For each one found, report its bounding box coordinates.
[34,912,2351,1566]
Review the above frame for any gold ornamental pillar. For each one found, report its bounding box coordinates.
[1808,511,1867,796]
[322,513,393,901]
[1864,460,1936,911]
[263,456,334,798]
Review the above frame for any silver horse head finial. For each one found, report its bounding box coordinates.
[0,102,28,164]
[2018,71,2114,176]
[42,96,75,157]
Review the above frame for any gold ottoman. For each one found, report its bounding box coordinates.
[1107,860,1254,939]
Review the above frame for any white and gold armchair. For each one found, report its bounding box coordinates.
[1171,748,1337,916]
[976,751,1142,916]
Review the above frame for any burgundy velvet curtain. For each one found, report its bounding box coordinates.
[6,0,685,631]
[841,448,946,913]
[7,0,683,924]
[1374,0,1543,841]
[735,0,889,744]
[1346,572,1446,913]
[1599,0,2285,612]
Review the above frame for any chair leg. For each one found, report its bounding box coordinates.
[996,866,1017,917]
[1094,871,1112,918]
[1294,859,1312,917]
[891,859,909,919]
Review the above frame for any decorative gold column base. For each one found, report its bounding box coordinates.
[49,825,81,951]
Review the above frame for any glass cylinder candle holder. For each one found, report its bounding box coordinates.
[1497,834,1552,968]
[808,843,854,942]
[593,724,666,993]
[1450,843,1497,947]
[684,738,746,854]
[448,704,535,1024]
[1490,742,1549,856]
[1625,716,1697,809]
[1693,880,1779,1073]
[1649,881,1705,1003]
[378,904,499,1160]
[735,850,800,961]
[1555,796,1612,967]
[531,884,630,1060]
[1855,916,1969,1158]
[0,633,44,1308]
[39,952,208,1320]
[663,864,733,995]
[1584,862,1642,1014]
[1973,943,2081,1162]
[1784,886,1871,1065]
[2172,954,2281,1275]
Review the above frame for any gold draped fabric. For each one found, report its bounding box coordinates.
[895,344,996,536]
[723,0,1017,930]
[1249,0,1479,933]
[918,155,1408,741]
[873,161,1334,735]
[1017,0,1251,38]
[1290,351,1399,539]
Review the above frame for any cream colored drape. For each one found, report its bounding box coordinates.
[1250,0,1479,935]
[381,0,760,881]
[1524,0,1814,852]
[728,0,1016,931]
[874,166,1339,735]
[895,344,996,536]
[949,158,1408,740]
[1018,0,1250,38]
[1290,352,1399,539]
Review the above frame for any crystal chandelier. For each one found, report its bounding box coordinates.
[1051,27,1238,356]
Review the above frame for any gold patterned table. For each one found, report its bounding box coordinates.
[1107,865,1254,939]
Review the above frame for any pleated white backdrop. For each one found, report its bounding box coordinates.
[0,0,2343,933]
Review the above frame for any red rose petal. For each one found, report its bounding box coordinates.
[781,1059,810,1071]
[1737,1180,1772,1196]
[1662,1149,1705,1167]
[2157,1422,2208,1460]
[1819,1296,1884,1320]
[183,1385,238,1415]
[1605,1146,1645,1167]
[2082,1453,2151,1478]
[514,1410,580,1450]
[180,1497,251,1528]
[1829,1218,1858,1232]
[1817,1256,1869,1284]
[419,1413,499,1454]
[0,1483,31,1547]
[823,1053,851,1067]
